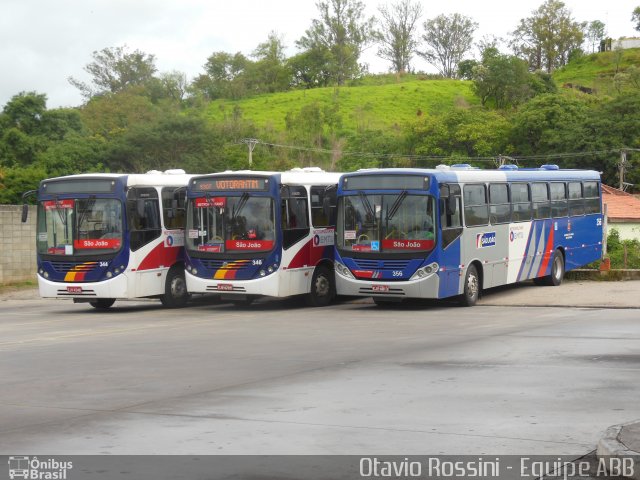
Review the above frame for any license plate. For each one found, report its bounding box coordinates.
[66,286,82,294]
[217,284,233,291]
[372,285,389,292]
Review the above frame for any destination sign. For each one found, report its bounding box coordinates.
[193,177,269,192]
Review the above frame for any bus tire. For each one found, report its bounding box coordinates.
[305,265,335,307]
[89,298,115,309]
[460,264,480,307]
[160,266,189,308]
[539,249,565,287]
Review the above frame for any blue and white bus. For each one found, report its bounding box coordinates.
[23,170,193,309]
[184,168,342,306]
[333,165,603,306]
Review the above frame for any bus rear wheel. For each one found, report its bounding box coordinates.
[90,298,115,309]
[536,249,565,286]
[460,264,480,307]
[305,265,335,307]
[160,267,189,308]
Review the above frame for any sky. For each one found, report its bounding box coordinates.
[1,0,639,109]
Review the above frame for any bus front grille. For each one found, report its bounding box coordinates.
[49,261,98,273]
[200,259,251,271]
[353,259,411,271]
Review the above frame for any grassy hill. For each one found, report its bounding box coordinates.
[553,47,640,94]
[205,75,478,132]
[203,48,640,133]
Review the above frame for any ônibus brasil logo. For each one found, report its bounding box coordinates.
[8,456,73,479]
[476,232,496,248]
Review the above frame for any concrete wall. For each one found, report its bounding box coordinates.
[610,223,640,242]
[0,205,37,285]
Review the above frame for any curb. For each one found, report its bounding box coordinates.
[597,421,640,480]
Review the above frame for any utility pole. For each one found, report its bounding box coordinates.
[240,138,259,167]
[619,149,627,191]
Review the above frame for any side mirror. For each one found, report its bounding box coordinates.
[21,189,37,223]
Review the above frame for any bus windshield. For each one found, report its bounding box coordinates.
[186,195,276,253]
[37,198,123,256]
[337,193,436,253]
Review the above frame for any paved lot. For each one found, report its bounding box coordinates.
[0,282,639,456]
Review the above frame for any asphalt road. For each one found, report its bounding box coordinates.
[0,293,639,456]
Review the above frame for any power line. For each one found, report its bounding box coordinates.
[235,139,626,164]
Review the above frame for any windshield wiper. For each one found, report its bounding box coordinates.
[386,190,408,221]
[232,192,250,220]
[358,191,376,221]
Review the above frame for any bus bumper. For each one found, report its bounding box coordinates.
[335,272,441,299]
[185,270,284,297]
[37,273,130,299]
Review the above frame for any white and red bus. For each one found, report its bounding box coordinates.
[23,170,193,309]
[184,168,341,306]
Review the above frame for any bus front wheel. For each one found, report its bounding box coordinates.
[90,298,115,309]
[305,265,335,307]
[460,264,480,307]
[160,267,189,308]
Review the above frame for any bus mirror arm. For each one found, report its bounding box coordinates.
[21,190,37,223]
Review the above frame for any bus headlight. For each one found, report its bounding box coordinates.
[186,265,192,272]
[259,270,266,277]
[106,271,113,278]
[191,268,198,276]
[39,268,44,275]
[335,261,355,279]
[410,262,439,280]
[43,271,49,278]
[267,266,274,273]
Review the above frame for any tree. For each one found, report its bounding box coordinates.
[471,49,534,108]
[417,13,478,78]
[296,0,377,85]
[247,32,291,94]
[633,6,640,31]
[377,0,423,74]
[191,51,250,100]
[510,0,585,72]
[585,20,606,53]
[69,46,157,99]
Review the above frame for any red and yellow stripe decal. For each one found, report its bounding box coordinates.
[64,262,98,282]
[213,260,251,280]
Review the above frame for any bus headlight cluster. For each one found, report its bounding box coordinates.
[186,265,198,275]
[410,262,439,280]
[259,264,278,277]
[334,262,355,279]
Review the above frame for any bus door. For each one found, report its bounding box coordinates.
[280,185,311,295]
[126,187,164,297]
[438,184,464,297]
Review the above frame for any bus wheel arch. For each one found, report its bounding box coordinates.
[160,263,189,308]
[536,248,565,287]
[305,261,335,307]
[460,261,482,307]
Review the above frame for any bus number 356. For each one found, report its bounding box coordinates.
[392,271,403,277]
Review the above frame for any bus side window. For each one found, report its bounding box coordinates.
[281,186,310,250]
[568,182,584,216]
[489,183,510,224]
[310,185,334,227]
[127,187,162,251]
[511,183,532,221]
[532,182,551,219]
[162,187,186,229]
[550,182,568,217]
[463,184,489,227]
[440,183,462,248]
[584,181,601,214]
